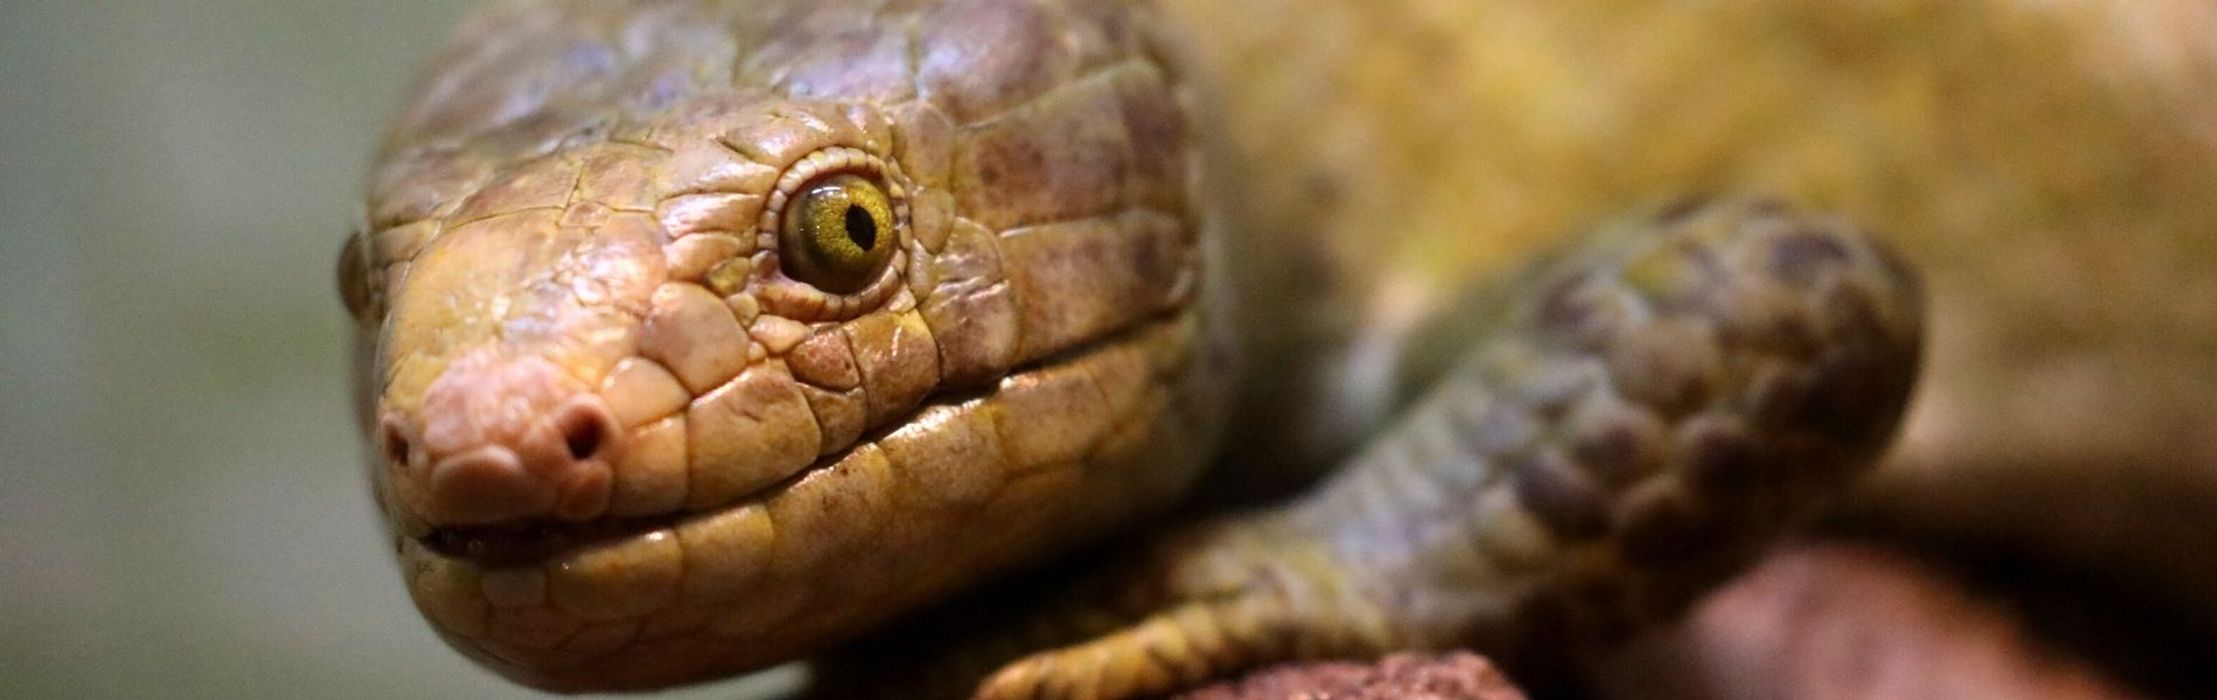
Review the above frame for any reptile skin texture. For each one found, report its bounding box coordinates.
[342,0,2217,696]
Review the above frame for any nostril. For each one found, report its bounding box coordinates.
[379,417,412,465]
[555,400,617,461]
[564,418,604,461]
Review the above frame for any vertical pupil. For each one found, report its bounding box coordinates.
[843,204,877,251]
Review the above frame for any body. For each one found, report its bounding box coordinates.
[341,0,2217,696]
[1157,0,2217,482]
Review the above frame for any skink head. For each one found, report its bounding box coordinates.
[345,0,1225,690]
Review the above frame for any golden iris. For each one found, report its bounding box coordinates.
[779,173,897,294]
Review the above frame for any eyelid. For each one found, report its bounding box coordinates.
[744,145,913,322]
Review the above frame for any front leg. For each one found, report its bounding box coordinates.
[973,197,1926,698]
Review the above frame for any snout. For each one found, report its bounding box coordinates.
[381,352,624,527]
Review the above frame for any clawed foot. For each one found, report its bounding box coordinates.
[973,528,1398,699]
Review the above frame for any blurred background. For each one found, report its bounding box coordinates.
[0,2,782,697]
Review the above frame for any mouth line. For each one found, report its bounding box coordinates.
[418,511,690,567]
[414,308,1186,568]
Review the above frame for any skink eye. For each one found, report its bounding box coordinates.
[779,173,897,294]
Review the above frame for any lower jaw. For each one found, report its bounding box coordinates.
[398,307,1209,692]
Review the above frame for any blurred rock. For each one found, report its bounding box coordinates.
[1601,542,2142,700]
[1178,652,1526,700]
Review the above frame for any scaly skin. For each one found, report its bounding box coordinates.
[813,199,1921,698]
[341,1,1231,690]
[340,0,2217,696]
